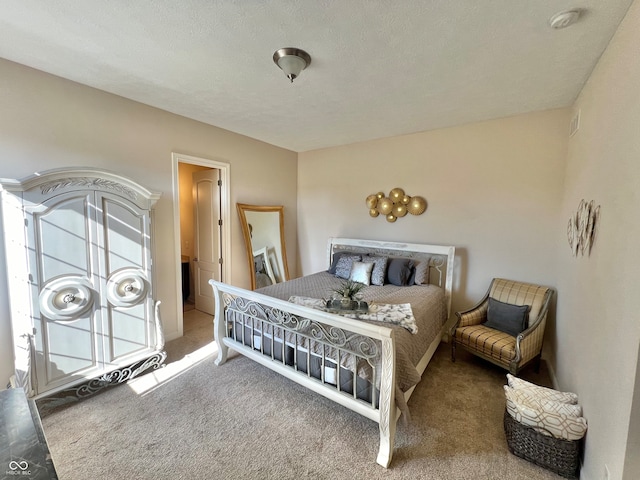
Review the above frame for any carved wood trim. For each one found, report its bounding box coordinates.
[39,177,138,200]
[378,337,394,436]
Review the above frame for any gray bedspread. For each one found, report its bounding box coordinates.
[257,271,447,393]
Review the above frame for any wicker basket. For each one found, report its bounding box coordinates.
[503,410,581,478]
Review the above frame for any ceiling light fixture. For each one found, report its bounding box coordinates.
[549,9,582,29]
[273,48,311,83]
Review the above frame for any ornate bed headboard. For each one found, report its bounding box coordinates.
[326,237,456,318]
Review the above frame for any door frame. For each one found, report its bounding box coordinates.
[171,152,231,337]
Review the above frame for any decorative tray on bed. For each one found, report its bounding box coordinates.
[325,299,369,313]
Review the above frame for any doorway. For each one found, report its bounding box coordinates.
[172,153,231,338]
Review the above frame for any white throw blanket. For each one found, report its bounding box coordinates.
[288,295,418,334]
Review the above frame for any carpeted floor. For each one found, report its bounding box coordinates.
[40,309,564,479]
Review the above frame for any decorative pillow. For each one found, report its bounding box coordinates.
[349,261,374,285]
[507,374,579,404]
[334,255,361,279]
[504,385,582,417]
[361,256,388,286]
[386,258,414,286]
[484,297,530,337]
[505,392,587,441]
[411,257,431,285]
[327,251,360,274]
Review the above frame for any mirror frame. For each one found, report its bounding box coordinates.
[237,203,290,290]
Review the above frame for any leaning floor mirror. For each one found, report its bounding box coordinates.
[237,203,290,290]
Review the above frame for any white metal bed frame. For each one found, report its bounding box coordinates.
[209,238,455,467]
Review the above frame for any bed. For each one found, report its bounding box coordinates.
[209,237,455,467]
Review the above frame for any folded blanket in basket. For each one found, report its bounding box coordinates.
[505,385,582,417]
[504,384,587,441]
[507,373,579,404]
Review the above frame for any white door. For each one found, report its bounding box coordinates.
[97,192,156,368]
[193,169,221,314]
[28,192,105,394]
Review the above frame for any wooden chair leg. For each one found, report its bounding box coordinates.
[451,339,456,362]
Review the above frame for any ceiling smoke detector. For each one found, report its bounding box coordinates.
[549,9,582,29]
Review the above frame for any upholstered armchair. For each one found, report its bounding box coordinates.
[450,278,554,375]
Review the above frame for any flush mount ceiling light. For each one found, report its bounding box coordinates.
[549,9,583,29]
[273,47,311,83]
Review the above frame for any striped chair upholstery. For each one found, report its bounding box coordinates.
[451,278,554,375]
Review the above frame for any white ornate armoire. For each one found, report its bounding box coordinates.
[0,168,165,398]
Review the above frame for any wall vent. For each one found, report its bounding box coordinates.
[570,109,581,137]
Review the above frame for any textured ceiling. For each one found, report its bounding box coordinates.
[0,1,633,152]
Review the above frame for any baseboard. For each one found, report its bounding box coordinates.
[164,330,182,342]
[545,358,559,390]
[441,316,456,343]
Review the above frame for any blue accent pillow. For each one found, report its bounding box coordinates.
[386,258,414,286]
[361,255,388,286]
[334,255,361,279]
[328,251,359,274]
[484,298,531,337]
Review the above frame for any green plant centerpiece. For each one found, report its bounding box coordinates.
[329,279,367,310]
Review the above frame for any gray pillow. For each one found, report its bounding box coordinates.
[361,255,388,286]
[411,257,431,285]
[328,251,359,274]
[386,258,414,286]
[484,298,531,337]
[334,255,362,279]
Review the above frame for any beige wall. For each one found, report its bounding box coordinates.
[298,109,570,318]
[624,345,640,479]
[555,1,640,478]
[0,59,298,385]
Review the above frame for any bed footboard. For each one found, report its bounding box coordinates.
[209,280,398,467]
